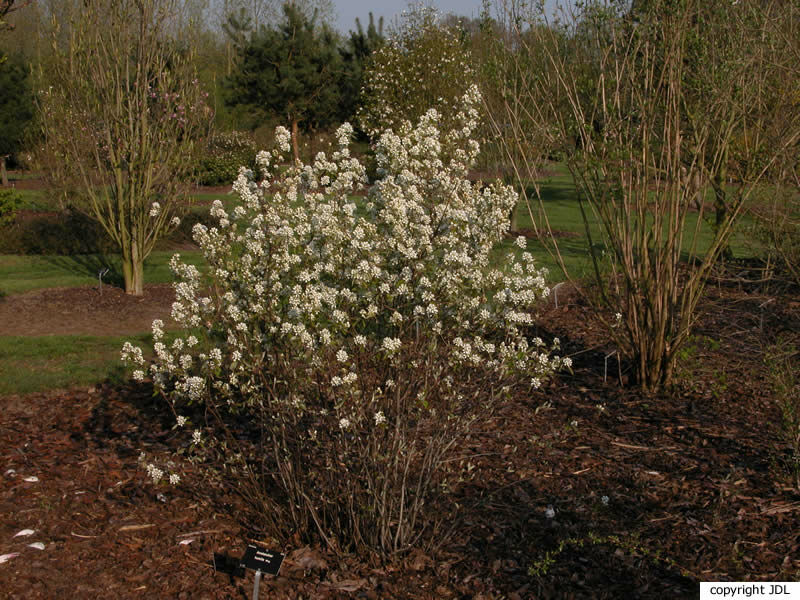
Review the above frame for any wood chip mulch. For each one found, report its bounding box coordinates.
[1,279,799,598]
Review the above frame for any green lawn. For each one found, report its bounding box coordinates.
[0,167,766,397]
[503,168,756,281]
[13,188,53,212]
[0,250,206,295]
[0,333,151,395]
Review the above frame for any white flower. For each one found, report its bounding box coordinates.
[336,349,348,363]
[149,202,161,217]
[176,415,187,427]
[192,430,202,444]
[274,126,291,153]
[601,495,609,505]
[170,216,181,227]
[146,463,163,484]
[338,417,351,430]
[132,370,145,382]
[381,337,401,353]
[544,506,555,519]
[374,411,387,426]
[169,473,180,485]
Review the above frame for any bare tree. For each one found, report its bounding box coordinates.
[38,0,212,295]
[0,0,31,25]
[484,0,800,390]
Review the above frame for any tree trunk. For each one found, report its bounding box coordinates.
[0,155,8,187]
[292,118,300,163]
[121,241,144,296]
[713,154,733,260]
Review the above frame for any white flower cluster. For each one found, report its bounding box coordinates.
[123,84,564,468]
[139,454,180,487]
[358,7,475,140]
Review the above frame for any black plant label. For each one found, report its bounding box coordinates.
[238,544,285,576]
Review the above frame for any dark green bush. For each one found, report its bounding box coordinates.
[0,207,218,255]
[155,210,217,249]
[192,131,257,186]
[3,209,116,255]
[0,188,22,228]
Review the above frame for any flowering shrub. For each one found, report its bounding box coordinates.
[124,86,566,555]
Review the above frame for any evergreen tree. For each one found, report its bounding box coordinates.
[224,2,342,160]
[0,50,33,185]
[338,13,384,126]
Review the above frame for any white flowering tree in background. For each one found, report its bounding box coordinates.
[124,87,568,555]
[38,0,212,295]
[358,4,474,140]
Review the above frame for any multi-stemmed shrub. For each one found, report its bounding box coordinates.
[124,87,567,556]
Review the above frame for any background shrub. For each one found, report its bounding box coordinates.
[0,187,22,228]
[0,208,114,255]
[192,130,256,186]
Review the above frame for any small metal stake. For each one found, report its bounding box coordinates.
[98,268,109,295]
[252,570,262,600]
[604,350,617,383]
[553,282,564,308]
[758,298,774,333]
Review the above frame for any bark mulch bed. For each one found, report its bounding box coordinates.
[0,284,176,337]
[1,281,799,598]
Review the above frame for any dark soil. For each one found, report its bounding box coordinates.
[1,277,800,598]
[0,285,177,337]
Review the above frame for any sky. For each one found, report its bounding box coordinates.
[334,1,483,33]
[332,0,561,34]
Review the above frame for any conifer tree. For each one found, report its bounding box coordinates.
[0,50,33,186]
[338,13,384,125]
[225,2,342,161]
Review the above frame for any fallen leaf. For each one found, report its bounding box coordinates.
[28,543,45,550]
[407,549,432,571]
[23,476,39,483]
[0,553,20,564]
[179,539,194,545]
[14,529,35,538]
[329,579,368,592]
[287,546,328,571]
[118,524,155,532]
